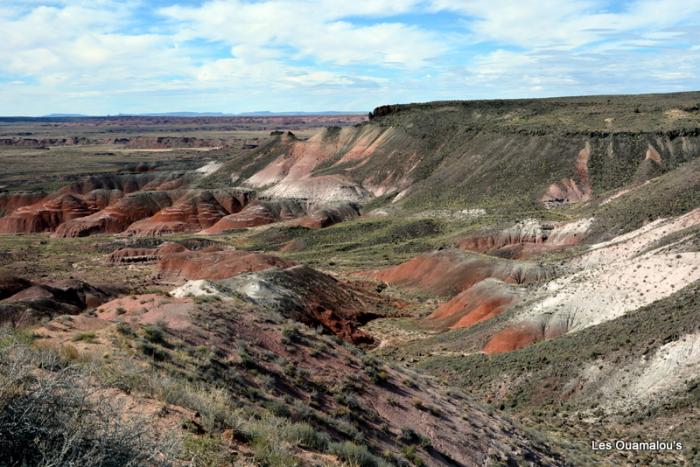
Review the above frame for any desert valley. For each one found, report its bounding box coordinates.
[0,92,698,466]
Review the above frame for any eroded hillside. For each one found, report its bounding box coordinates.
[1,94,699,465]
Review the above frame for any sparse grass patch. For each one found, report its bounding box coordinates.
[329,441,386,467]
[72,331,97,343]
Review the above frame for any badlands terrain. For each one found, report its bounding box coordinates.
[0,92,699,466]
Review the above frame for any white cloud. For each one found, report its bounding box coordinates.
[159,0,446,68]
[430,0,700,50]
[0,0,699,115]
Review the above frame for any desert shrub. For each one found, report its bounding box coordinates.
[281,325,304,345]
[244,416,299,466]
[401,445,426,466]
[182,435,232,467]
[362,355,388,385]
[282,422,330,451]
[139,340,170,362]
[0,333,177,466]
[237,346,257,369]
[116,322,134,336]
[329,441,386,467]
[143,323,168,345]
[142,377,239,434]
[398,428,431,448]
[265,399,292,419]
[72,331,96,343]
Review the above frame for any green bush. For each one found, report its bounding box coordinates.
[329,441,385,467]
[282,422,330,451]
[72,331,96,343]
[143,324,168,345]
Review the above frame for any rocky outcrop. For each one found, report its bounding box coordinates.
[0,275,31,300]
[218,265,396,345]
[456,218,591,259]
[540,143,592,207]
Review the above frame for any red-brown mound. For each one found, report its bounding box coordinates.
[201,204,279,234]
[54,191,176,237]
[365,250,551,298]
[540,143,592,208]
[124,190,250,236]
[0,173,191,235]
[158,248,294,280]
[0,193,102,234]
[483,317,569,354]
[482,324,543,354]
[0,191,46,216]
[425,279,516,329]
[293,203,360,229]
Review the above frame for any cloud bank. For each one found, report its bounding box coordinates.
[1,0,699,114]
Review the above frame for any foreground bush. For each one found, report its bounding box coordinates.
[0,332,176,466]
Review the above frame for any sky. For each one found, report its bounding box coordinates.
[1,0,700,115]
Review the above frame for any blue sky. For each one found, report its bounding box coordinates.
[1,0,699,115]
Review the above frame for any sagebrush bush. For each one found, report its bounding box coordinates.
[282,422,330,451]
[329,441,387,467]
[0,332,177,466]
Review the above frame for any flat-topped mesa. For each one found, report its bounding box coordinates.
[0,136,98,147]
[108,241,292,280]
[107,241,187,264]
[113,136,223,149]
[202,95,700,211]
